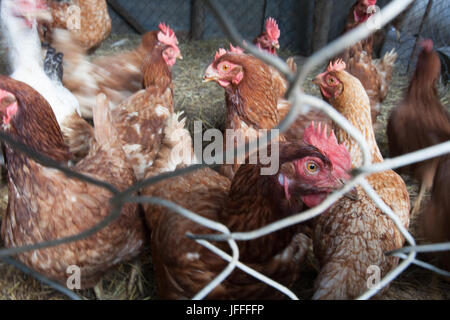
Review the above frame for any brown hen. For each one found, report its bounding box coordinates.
[343,0,377,57]
[203,51,330,179]
[339,0,397,126]
[41,0,111,50]
[142,123,353,299]
[387,39,450,216]
[312,60,410,299]
[51,23,181,119]
[1,0,94,162]
[0,76,146,292]
[419,155,450,272]
[253,17,280,56]
[109,27,185,180]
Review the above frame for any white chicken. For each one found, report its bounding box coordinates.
[1,0,93,161]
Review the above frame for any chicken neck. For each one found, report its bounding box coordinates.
[331,76,383,167]
[219,145,312,263]
[223,59,280,131]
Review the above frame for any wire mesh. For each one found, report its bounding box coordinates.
[108,0,450,78]
[0,0,449,301]
[381,0,450,80]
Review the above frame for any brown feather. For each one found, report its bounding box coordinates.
[142,142,330,299]
[42,0,111,50]
[51,29,159,118]
[0,76,146,289]
[110,43,174,180]
[419,155,450,271]
[387,45,450,186]
[312,68,410,299]
[212,53,330,179]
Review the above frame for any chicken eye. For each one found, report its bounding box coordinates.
[327,76,338,86]
[305,161,319,174]
[221,64,230,72]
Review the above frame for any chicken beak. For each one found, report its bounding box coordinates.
[202,65,219,83]
[273,41,280,50]
[177,53,183,60]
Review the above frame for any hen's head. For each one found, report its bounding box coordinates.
[313,59,370,117]
[353,0,377,24]
[278,122,352,208]
[414,39,441,84]
[254,17,280,55]
[5,0,51,29]
[157,23,183,67]
[0,76,70,161]
[202,48,247,88]
[312,59,348,100]
[0,88,18,128]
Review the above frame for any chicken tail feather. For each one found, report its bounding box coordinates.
[93,93,118,146]
[374,48,398,100]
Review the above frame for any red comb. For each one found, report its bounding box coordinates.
[327,59,346,72]
[157,23,178,46]
[303,122,352,172]
[229,43,244,54]
[265,17,280,41]
[420,39,433,52]
[214,48,227,61]
[304,122,338,151]
[367,0,377,5]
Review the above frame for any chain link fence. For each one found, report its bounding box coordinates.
[107,0,450,79]
[379,0,450,81]
[0,0,449,300]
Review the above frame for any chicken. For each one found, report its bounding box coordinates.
[344,44,397,127]
[312,60,410,299]
[109,33,185,180]
[244,16,330,141]
[250,17,297,95]
[203,50,330,179]
[387,39,450,216]
[419,155,450,271]
[1,0,94,161]
[253,17,280,56]
[345,0,376,28]
[40,0,111,51]
[51,23,182,118]
[339,0,397,126]
[0,76,146,293]
[344,0,405,58]
[142,122,353,299]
